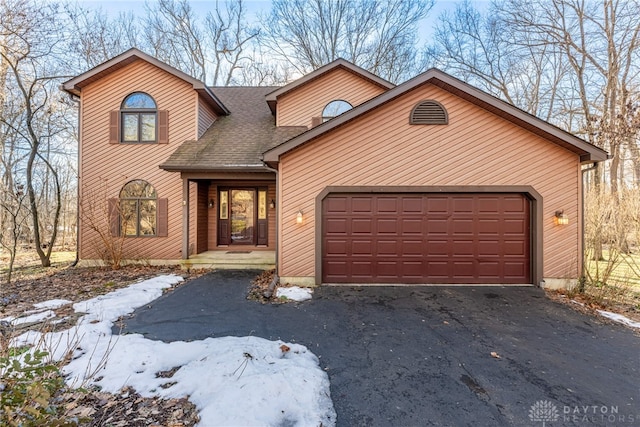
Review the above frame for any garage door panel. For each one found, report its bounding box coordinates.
[325,197,348,213]
[452,219,474,234]
[427,198,449,213]
[378,240,399,255]
[503,196,527,212]
[377,218,398,234]
[402,240,423,256]
[452,197,474,213]
[351,218,373,234]
[325,218,347,234]
[401,218,423,234]
[503,219,526,234]
[323,193,530,284]
[325,239,348,256]
[427,240,449,256]
[352,197,373,212]
[352,240,373,255]
[402,197,424,213]
[478,219,500,235]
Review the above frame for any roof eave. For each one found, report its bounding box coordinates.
[263,68,609,164]
[264,58,395,115]
[62,48,229,115]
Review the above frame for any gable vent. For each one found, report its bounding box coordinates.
[410,100,448,125]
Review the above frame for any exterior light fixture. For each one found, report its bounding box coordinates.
[554,210,569,225]
[270,199,276,209]
[208,199,215,208]
[296,210,304,224]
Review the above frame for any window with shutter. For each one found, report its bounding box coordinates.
[410,100,448,125]
[110,92,168,144]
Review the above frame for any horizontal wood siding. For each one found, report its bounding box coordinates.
[79,59,195,260]
[196,182,209,253]
[277,68,387,128]
[279,84,581,280]
[198,97,217,138]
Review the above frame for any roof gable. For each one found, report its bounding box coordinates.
[62,48,229,115]
[265,59,395,114]
[263,68,608,165]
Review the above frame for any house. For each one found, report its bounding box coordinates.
[63,48,608,288]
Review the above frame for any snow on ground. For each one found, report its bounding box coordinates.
[13,275,335,427]
[276,286,313,302]
[2,309,56,325]
[597,310,640,329]
[33,299,72,309]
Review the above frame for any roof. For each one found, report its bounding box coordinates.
[263,68,609,165]
[160,87,307,172]
[62,48,229,116]
[264,59,395,114]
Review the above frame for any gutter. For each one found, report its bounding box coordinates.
[261,161,280,298]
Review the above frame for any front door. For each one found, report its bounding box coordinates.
[218,188,268,246]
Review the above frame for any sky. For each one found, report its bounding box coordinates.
[76,0,492,45]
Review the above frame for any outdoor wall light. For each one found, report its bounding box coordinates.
[296,210,304,224]
[554,210,569,225]
[208,199,215,209]
[270,199,276,209]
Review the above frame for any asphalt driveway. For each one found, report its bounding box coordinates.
[120,270,640,427]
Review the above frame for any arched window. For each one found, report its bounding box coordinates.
[119,180,157,236]
[322,100,352,122]
[121,92,157,142]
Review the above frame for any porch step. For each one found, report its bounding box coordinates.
[181,251,275,271]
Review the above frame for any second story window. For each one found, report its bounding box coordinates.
[322,100,352,122]
[121,92,157,143]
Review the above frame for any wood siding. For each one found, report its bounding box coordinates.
[276,67,387,128]
[196,182,209,253]
[279,84,582,281]
[79,59,195,260]
[197,96,217,138]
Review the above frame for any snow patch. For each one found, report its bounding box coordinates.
[597,310,640,329]
[13,274,335,427]
[10,310,56,325]
[33,299,72,309]
[276,286,313,302]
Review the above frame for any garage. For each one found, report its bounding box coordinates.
[322,193,531,284]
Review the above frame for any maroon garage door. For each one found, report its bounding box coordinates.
[322,193,531,284]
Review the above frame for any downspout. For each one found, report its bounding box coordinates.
[261,161,279,298]
[580,162,598,285]
[68,92,81,267]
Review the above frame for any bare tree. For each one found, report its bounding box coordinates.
[64,4,140,68]
[0,0,73,267]
[142,0,260,85]
[261,0,434,83]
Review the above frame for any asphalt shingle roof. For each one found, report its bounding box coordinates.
[160,86,307,172]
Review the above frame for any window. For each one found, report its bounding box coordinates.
[410,100,448,125]
[322,100,352,122]
[121,92,157,143]
[119,180,157,236]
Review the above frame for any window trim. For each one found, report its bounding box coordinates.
[119,180,158,237]
[321,99,353,123]
[120,92,158,144]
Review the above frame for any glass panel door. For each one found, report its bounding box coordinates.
[231,190,255,244]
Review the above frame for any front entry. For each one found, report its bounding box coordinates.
[218,188,268,246]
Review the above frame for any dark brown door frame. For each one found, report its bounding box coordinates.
[315,185,543,286]
[218,187,268,246]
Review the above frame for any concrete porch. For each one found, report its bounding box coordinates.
[181,250,275,270]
